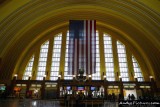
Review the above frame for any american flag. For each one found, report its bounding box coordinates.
[68,20,96,75]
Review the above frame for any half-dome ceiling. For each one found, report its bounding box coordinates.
[0,0,160,87]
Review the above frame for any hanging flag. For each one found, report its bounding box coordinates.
[68,20,96,75]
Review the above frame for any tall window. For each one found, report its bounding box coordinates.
[92,31,101,80]
[50,34,62,80]
[23,55,34,80]
[103,34,115,81]
[64,32,73,80]
[132,56,144,81]
[117,41,129,81]
[36,41,49,80]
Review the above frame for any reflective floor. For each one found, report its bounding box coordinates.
[0,99,118,107]
[0,99,59,107]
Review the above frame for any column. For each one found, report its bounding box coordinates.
[32,47,40,80]
[59,31,67,79]
[134,76,139,89]
[99,31,105,80]
[10,74,18,95]
[150,76,157,96]
[112,39,120,81]
[57,75,61,98]
[41,75,46,99]
[46,38,54,80]
[119,76,124,100]
[26,75,31,98]
[126,48,134,81]
[103,80,108,98]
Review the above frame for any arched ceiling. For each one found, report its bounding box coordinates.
[0,0,160,86]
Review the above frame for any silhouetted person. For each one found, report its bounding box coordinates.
[131,94,135,100]
[128,94,131,100]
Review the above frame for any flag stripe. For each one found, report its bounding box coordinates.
[74,39,77,75]
[94,20,96,73]
[84,21,86,74]
[88,20,91,75]
[91,20,94,74]
[79,37,81,69]
[77,38,79,74]
[86,21,88,75]
[92,20,96,74]
[90,20,92,75]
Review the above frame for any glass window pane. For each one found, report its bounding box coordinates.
[104,34,115,81]
[132,56,144,81]
[50,34,62,80]
[36,41,49,80]
[23,55,34,80]
[117,41,129,81]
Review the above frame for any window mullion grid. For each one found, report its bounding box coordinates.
[64,32,73,80]
[36,41,49,80]
[92,31,100,80]
[117,41,129,81]
[132,56,144,81]
[23,56,34,80]
[104,34,115,81]
[50,34,62,80]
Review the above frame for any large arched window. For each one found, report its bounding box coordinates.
[132,56,144,81]
[92,31,101,80]
[23,55,34,80]
[50,34,62,80]
[36,41,49,80]
[117,41,129,81]
[64,32,73,80]
[23,31,144,82]
[103,34,115,81]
